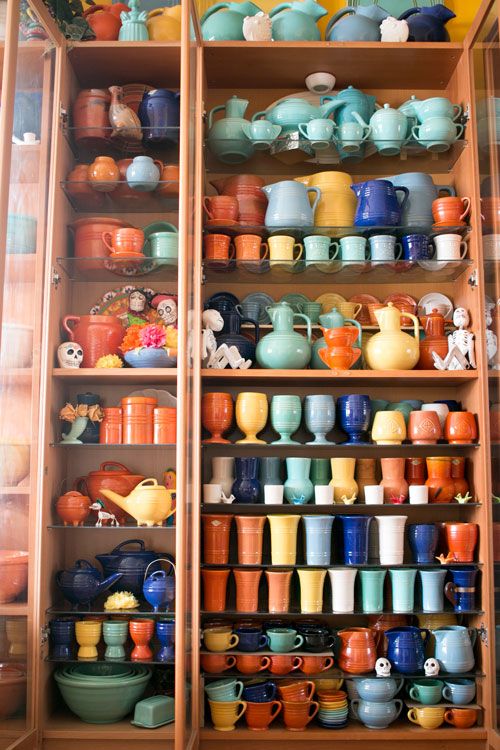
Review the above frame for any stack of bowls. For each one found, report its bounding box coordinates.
[316,688,349,729]
[54,663,152,723]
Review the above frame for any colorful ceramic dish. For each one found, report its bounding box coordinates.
[315,292,347,314]
[417,292,454,320]
[242,292,275,323]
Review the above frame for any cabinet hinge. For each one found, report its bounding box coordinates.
[51,267,61,288]
[59,103,69,129]
[40,625,50,647]
[201,265,206,285]
[478,623,488,645]
[468,269,478,287]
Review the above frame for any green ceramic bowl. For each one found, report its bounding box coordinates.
[59,666,149,685]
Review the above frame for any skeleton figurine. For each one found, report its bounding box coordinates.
[151,294,178,326]
[375,658,392,677]
[58,342,83,369]
[202,309,252,370]
[432,307,476,371]
[424,658,440,677]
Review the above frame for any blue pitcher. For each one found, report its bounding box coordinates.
[138,89,180,143]
[444,567,478,613]
[399,4,455,42]
[337,515,372,565]
[385,626,430,674]
[216,310,259,364]
[433,626,476,673]
[352,180,409,226]
[302,515,334,565]
[326,3,388,41]
[232,457,261,503]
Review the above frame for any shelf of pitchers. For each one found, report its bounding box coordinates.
[202,42,464,90]
[200,504,481,515]
[56,256,178,283]
[204,139,468,177]
[201,370,479,386]
[60,181,179,214]
[62,126,180,163]
[52,368,178,384]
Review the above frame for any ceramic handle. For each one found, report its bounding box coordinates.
[292,656,303,670]
[394,700,403,719]
[305,681,315,700]
[203,198,214,219]
[235,681,244,700]
[293,313,312,343]
[329,241,340,260]
[269,2,292,16]
[293,243,303,262]
[321,657,334,671]
[460,197,471,220]
[270,700,282,721]
[325,7,353,38]
[436,185,456,197]
[395,186,410,213]
[444,710,456,725]
[307,187,321,218]
[111,539,146,554]
[407,708,419,725]
[442,686,452,701]
[419,628,431,644]
[102,231,114,253]
[240,316,260,344]
[403,311,420,342]
[72,476,89,494]
[459,241,468,259]
[455,123,464,139]
[361,125,372,142]
[200,2,231,24]
[298,123,310,140]
[294,634,305,649]
[83,5,111,17]
[307,701,319,723]
[260,656,271,671]
[394,677,404,694]
[208,104,226,130]
[468,628,477,648]
[444,581,457,605]
[452,104,463,121]
[259,634,269,649]
[100,461,131,473]
[235,701,247,721]
[352,303,363,317]
[398,7,419,20]
[351,111,369,129]
[229,634,240,649]
[350,699,360,720]
[408,686,420,701]
[62,315,80,335]
[252,111,267,122]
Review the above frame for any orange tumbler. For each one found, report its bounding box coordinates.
[121,396,156,444]
[99,407,122,444]
[153,407,177,444]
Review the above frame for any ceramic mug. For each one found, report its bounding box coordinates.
[432,196,471,226]
[203,484,224,503]
[407,706,445,729]
[235,234,269,262]
[483,233,500,260]
[236,655,271,675]
[245,699,282,730]
[401,234,432,262]
[412,117,464,152]
[204,195,239,222]
[205,678,244,702]
[408,679,443,705]
[315,485,334,505]
[298,118,334,150]
[442,679,476,705]
[333,121,371,153]
[148,231,178,261]
[203,629,239,652]
[444,707,478,728]
[339,236,369,263]
[267,628,304,653]
[236,301,260,321]
[243,119,282,150]
[201,654,237,673]
[242,680,277,703]
[297,301,322,324]
[277,679,315,702]
[268,235,303,267]
[204,234,235,262]
[268,655,303,675]
[432,233,468,261]
[102,227,144,256]
[368,235,402,263]
[304,235,339,265]
[208,699,247,731]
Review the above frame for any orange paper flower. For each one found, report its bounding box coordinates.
[120,324,143,353]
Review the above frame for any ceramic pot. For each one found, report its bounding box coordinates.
[266,569,293,614]
[207,95,253,164]
[444,523,478,563]
[267,515,300,565]
[0,551,28,604]
[202,568,230,612]
[202,392,234,444]
[66,164,104,208]
[284,457,313,505]
[96,539,167,595]
[338,515,371,565]
[385,626,429,674]
[337,627,378,674]
[62,314,124,368]
[235,515,266,564]
[203,515,233,564]
[72,89,111,145]
[425,457,455,504]
[71,216,131,268]
[234,569,262,612]
[56,491,91,527]
[408,523,439,563]
[236,392,268,444]
[444,412,478,444]
[433,626,476,673]
[380,458,408,503]
[232,458,261,504]
[330,457,358,503]
[408,411,442,444]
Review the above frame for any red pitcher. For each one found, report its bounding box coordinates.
[62,314,124,368]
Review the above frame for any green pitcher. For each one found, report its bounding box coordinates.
[256,301,312,369]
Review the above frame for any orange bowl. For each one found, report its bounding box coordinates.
[0,551,28,603]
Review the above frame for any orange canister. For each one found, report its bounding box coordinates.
[153,407,177,444]
[99,407,122,444]
[121,396,156,444]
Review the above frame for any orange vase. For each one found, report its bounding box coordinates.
[202,568,230,612]
[408,410,442,445]
[445,412,478,444]
[265,569,293,613]
[203,515,233,565]
[451,457,469,499]
[445,522,478,562]
[337,627,378,674]
[380,458,408,503]
[234,569,262,613]
[202,393,234,444]
[235,516,266,565]
[129,619,155,660]
[425,457,455,504]
[417,309,448,369]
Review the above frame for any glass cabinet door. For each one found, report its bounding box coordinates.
[0,2,55,748]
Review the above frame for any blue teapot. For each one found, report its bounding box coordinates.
[270,0,327,41]
[207,95,254,164]
[326,3,388,41]
[253,96,344,134]
[399,4,455,42]
[56,559,122,609]
[352,179,409,226]
[201,0,262,40]
[96,539,167,596]
[143,559,176,612]
[312,307,362,370]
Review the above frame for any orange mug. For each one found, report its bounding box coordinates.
[245,699,282,731]
[235,654,271,675]
[444,412,478,444]
[277,679,315,702]
[102,227,144,256]
[281,699,319,731]
[299,655,334,675]
[204,195,239,222]
[268,655,303,675]
[200,654,237,674]
[444,707,478,728]
[432,196,471,226]
[204,234,235,262]
[235,234,269,262]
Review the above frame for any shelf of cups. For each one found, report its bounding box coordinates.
[62,125,180,161]
[201,608,484,618]
[204,139,468,177]
[200,563,481,571]
[60,180,179,214]
[202,258,472,285]
[199,725,487,741]
[56,256,178,283]
[201,370,478,386]
[47,603,175,617]
[200,504,481,515]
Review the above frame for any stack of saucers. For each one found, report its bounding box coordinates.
[316,688,349,729]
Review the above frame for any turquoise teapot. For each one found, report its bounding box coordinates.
[256,301,312,369]
[270,0,327,41]
[326,3,388,41]
[201,0,262,40]
[207,95,254,164]
[335,85,379,126]
[312,307,362,370]
[253,96,343,134]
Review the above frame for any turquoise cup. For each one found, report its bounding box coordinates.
[411,116,464,153]
[339,236,369,263]
[408,679,443,705]
[147,231,178,263]
[205,678,244,702]
[389,568,417,613]
[304,235,339,265]
[102,621,129,661]
[298,118,335,150]
[267,627,304,653]
[359,568,386,613]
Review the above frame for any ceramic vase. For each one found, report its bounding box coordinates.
[355,458,378,502]
[236,392,268,444]
[375,516,407,565]
[211,457,235,496]
[328,567,357,613]
[270,395,302,445]
[337,394,371,444]
[302,515,334,565]
[235,515,266,564]
[267,515,300,565]
[371,411,406,445]
[75,620,101,659]
[202,568,230,611]
[297,568,327,613]
[338,515,371,565]
[379,458,408,504]
[203,515,233,564]
[451,457,469,499]
[389,568,417,613]
[284,457,313,504]
[102,620,128,660]
[420,569,447,613]
[266,569,293,613]
[234,569,262,612]
[359,569,386,613]
[330,457,358,504]
[129,618,155,660]
[202,393,234,443]
[406,457,426,485]
[232,457,261,503]
[304,394,335,444]
[408,523,439,563]
[408,410,442,445]
[310,458,331,486]
[425,457,455,503]
[61,416,89,445]
[156,619,175,662]
[444,522,478,563]
[444,412,478,444]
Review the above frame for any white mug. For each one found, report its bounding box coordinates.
[203,483,223,503]
[315,485,334,505]
[483,233,500,260]
[433,233,468,261]
[369,235,403,262]
[264,485,284,505]
[364,485,384,505]
[409,485,429,505]
[422,402,449,429]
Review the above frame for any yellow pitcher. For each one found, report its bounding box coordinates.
[364,302,420,370]
[267,515,300,564]
[146,6,182,40]
[297,569,327,613]
[295,171,356,229]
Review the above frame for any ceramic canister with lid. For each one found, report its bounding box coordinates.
[121,396,157,444]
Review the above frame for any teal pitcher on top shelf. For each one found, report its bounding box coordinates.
[270,0,327,41]
[256,301,312,370]
[207,95,254,164]
[200,0,262,40]
[325,3,388,41]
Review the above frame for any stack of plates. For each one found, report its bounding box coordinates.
[316,689,349,729]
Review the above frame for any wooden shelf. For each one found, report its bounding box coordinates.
[201,503,481,514]
[202,41,464,89]
[0,487,30,496]
[42,713,174,743]
[201,443,479,455]
[202,369,478,386]
[53,368,178,384]
[199,724,487,741]
[0,602,28,617]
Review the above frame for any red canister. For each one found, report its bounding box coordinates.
[99,407,123,444]
[153,407,176,444]
[72,89,111,145]
[121,396,156,444]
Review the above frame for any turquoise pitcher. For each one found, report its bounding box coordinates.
[312,307,362,370]
[207,95,254,164]
[284,457,313,504]
[433,626,476,674]
[270,0,327,41]
[256,301,312,369]
[201,0,262,40]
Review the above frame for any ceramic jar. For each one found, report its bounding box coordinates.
[380,458,408,503]
[425,457,455,504]
[72,89,111,145]
[88,157,119,192]
[121,396,156,444]
[62,314,124,368]
[126,156,163,192]
[55,491,92,527]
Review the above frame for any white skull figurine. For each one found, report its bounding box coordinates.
[375,657,391,677]
[424,658,440,676]
[58,342,83,369]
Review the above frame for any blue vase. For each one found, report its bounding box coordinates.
[385,626,429,675]
[77,392,101,443]
[138,89,180,144]
[50,618,76,660]
[284,457,313,505]
[444,566,478,612]
[337,515,372,565]
[232,457,261,503]
[156,620,175,662]
[304,394,335,444]
[337,394,371,444]
[419,569,447,613]
[302,515,334,565]
[407,523,439,564]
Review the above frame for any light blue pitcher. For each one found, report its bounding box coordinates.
[433,626,476,673]
[263,180,321,227]
[270,0,327,41]
[201,1,262,40]
[326,3,388,41]
[302,515,334,565]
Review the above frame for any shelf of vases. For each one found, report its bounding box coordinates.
[202,443,479,454]
[56,256,178,282]
[60,180,179,213]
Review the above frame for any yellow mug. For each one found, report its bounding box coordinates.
[208,699,247,731]
[407,706,445,729]
[337,301,362,320]
[75,621,102,659]
[268,235,303,267]
[203,629,240,653]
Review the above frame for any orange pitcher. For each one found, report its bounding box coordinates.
[337,627,379,674]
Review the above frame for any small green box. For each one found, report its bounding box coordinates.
[131,695,175,729]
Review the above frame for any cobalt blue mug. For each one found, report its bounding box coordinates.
[235,628,269,652]
[445,566,478,612]
[242,680,277,703]
[401,234,433,262]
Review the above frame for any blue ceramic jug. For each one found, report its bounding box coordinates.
[398,4,455,42]
[352,179,409,226]
[444,567,478,613]
[270,0,327,41]
[232,457,261,503]
[326,3,388,41]
[386,172,455,227]
[126,156,162,192]
[385,626,430,674]
[284,457,313,504]
[263,180,321,227]
[200,0,262,40]
[138,89,180,143]
[216,310,260,363]
[337,515,371,565]
[143,559,176,612]
[433,626,476,673]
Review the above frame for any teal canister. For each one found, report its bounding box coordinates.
[389,568,417,613]
[419,569,447,613]
[147,231,178,262]
[284,457,313,505]
[310,458,331,486]
[359,568,386,613]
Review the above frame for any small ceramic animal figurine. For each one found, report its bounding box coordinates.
[436,552,454,564]
[380,16,409,42]
[89,500,120,527]
[432,307,476,370]
[202,308,252,370]
[108,85,142,141]
[58,342,83,369]
[424,658,440,677]
[375,657,392,677]
[340,492,357,505]
[455,491,472,504]
[243,11,272,40]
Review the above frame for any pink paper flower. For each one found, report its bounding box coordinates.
[139,323,167,349]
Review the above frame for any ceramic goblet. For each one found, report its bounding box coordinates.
[271,395,302,445]
[202,392,234,444]
[50,618,76,660]
[102,620,128,661]
[129,619,155,661]
[305,394,335,444]
[75,620,102,660]
[236,392,268,444]
[337,394,371,444]
[156,619,175,662]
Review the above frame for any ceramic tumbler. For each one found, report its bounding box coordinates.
[208,698,247,731]
[315,485,334,505]
[389,568,417,613]
[304,394,335,444]
[267,515,300,565]
[419,569,447,613]
[297,568,327,613]
[156,620,175,662]
[364,486,384,504]
[202,568,230,612]
[202,392,234,443]
[375,516,407,565]
[338,515,371,565]
[236,392,268,444]
[401,234,433,262]
[50,618,76,660]
[266,569,293,613]
[359,569,386,613]
[408,523,438,563]
[409,485,429,504]
[270,395,302,445]
[328,567,357,613]
[235,515,266,565]
[330,457,358,504]
[234,569,262,612]
[203,515,233,564]
[284,457,313,505]
[264,485,284,504]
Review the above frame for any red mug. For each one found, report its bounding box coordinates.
[102,227,144,256]
[204,195,239,222]
[204,234,235,262]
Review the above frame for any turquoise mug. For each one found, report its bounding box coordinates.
[267,628,304,653]
[339,236,369,262]
[408,679,443,705]
[304,235,339,265]
[412,116,464,153]
[298,119,334,150]
[297,301,322,324]
[442,679,476,705]
[242,120,282,150]
[205,678,244,702]
[333,121,371,153]
[147,230,178,262]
